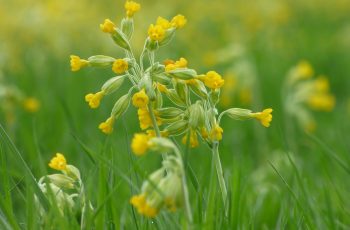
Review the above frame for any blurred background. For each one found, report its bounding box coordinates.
[1,0,350,227]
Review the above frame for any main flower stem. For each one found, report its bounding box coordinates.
[212,141,228,213]
[147,103,193,223]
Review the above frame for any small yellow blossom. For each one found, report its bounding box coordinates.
[156,17,171,29]
[296,60,314,79]
[209,125,223,141]
[49,153,67,171]
[138,108,162,130]
[132,89,149,108]
[156,83,168,93]
[313,76,330,92]
[98,117,115,134]
[165,57,188,72]
[125,1,141,18]
[200,71,225,89]
[23,97,40,113]
[130,194,159,218]
[171,14,187,29]
[200,127,209,139]
[307,94,335,111]
[251,108,273,127]
[100,19,116,33]
[131,133,150,156]
[70,55,89,72]
[112,59,128,74]
[181,130,199,148]
[85,91,105,109]
[148,24,166,41]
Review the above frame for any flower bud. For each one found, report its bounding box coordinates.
[164,120,188,136]
[188,102,205,129]
[221,108,252,120]
[210,89,220,105]
[158,28,176,47]
[87,55,115,67]
[101,75,126,95]
[148,137,176,153]
[153,74,171,85]
[187,79,208,99]
[157,107,184,119]
[174,80,189,104]
[46,174,76,189]
[164,89,186,107]
[121,18,134,39]
[111,28,131,51]
[148,62,165,75]
[111,94,131,118]
[167,68,197,80]
[142,73,156,101]
[65,165,81,180]
[145,37,159,51]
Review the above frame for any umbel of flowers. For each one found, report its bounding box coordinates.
[70,0,272,221]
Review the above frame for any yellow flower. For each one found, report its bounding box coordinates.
[296,60,314,79]
[209,125,223,141]
[132,89,149,108]
[98,117,115,134]
[251,108,273,127]
[156,16,171,29]
[148,24,166,41]
[181,129,199,148]
[125,1,141,18]
[307,94,335,111]
[165,57,188,72]
[200,127,209,139]
[100,19,116,33]
[313,76,330,92]
[131,133,150,156]
[85,91,105,109]
[137,108,162,130]
[70,55,89,72]
[112,59,128,74]
[156,83,168,93]
[49,153,67,171]
[146,129,169,137]
[200,71,225,89]
[130,194,159,218]
[23,97,40,113]
[171,14,187,29]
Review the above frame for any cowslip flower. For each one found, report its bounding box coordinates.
[132,89,149,108]
[112,59,128,74]
[171,14,187,29]
[296,60,314,79]
[98,116,115,134]
[181,129,199,148]
[70,55,89,71]
[125,1,141,18]
[49,153,67,171]
[307,94,335,111]
[131,133,150,156]
[156,83,168,93]
[22,97,40,113]
[209,124,223,141]
[251,108,273,127]
[200,71,225,89]
[130,194,159,217]
[100,19,116,33]
[165,57,188,72]
[137,108,162,130]
[85,91,105,109]
[156,16,171,30]
[148,24,166,41]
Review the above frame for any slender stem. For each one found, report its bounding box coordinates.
[147,104,161,137]
[212,141,228,213]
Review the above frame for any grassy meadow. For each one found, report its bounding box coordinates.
[1,0,350,229]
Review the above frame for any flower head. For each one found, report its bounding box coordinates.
[171,14,187,29]
[132,89,149,108]
[156,83,168,93]
[296,60,314,79]
[137,108,162,130]
[251,108,273,127]
[98,117,115,134]
[100,19,116,33]
[125,1,141,18]
[130,194,159,218]
[156,17,171,29]
[209,124,223,141]
[131,133,151,156]
[23,97,40,113]
[181,129,199,148]
[49,153,67,171]
[148,24,166,41]
[70,55,89,71]
[112,59,129,74]
[307,94,335,111]
[200,71,225,89]
[85,91,105,109]
[165,57,188,72]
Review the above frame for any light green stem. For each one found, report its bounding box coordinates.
[212,141,228,211]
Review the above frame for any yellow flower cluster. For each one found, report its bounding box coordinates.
[100,19,116,33]
[251,108,273,127]
[85,91,105,109]
[137,108,162,130]
[307,77,335,111]
[209,125,224,141]
[130,194,158,218]
[132,89,149,108]
[148,15,187,42]
[98,117,115,134]
[49,153,67,171]
[124,1,141,18]
[70,55,89,71]
[148,24,166,42]
[112,59,128,74]
[200,71,225,89]
[165,57,188,72]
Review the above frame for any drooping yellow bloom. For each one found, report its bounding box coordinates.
[132,89,149,108]
[70,55,89,72]
[49,153,67,171]
[296,60,314,79]
[112,59,128,74]
[148,24,166,41]
[130,194,159,218]
[209,125,223,141]
[23,97,40,113]
[181,129,199,148]
[156,83,168,93]
[171,14,187,29]
[156,17,171,29]
[165,57,188,72]
[313,76,330,92]
[251,108,273,127]
[137,108,162,130]
[100,19,116,33]
[200,127,209,139]
[307,94,335,111]
[124,1,141,18]
[131,133,150,156]
[98,117,115,134]
[85,91,105,109]
[200,71,225,89]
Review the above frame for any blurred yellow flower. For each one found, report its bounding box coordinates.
[307,94,335,112]
[182,129,199,148]
[125,1,141,18]
[23,97,40,113]
[132,89,149,108]
[156,17,171,29]
[100,19,116,33]
[296,60,314,79]
[148,24,165,41]
[49,153,67,171]
[156,83,168,93]
[70,55,88,72]
[138,108,161,130]
[210,125,223,141]
[171,14,187,29]
[85,91,104,109]
[131,133,150,156]
[112,59,128,74]
[130,194,158,218]
[165,57,188,72]
[98,117,115,134]
[251,108,273,127]
[200,71,225,89]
